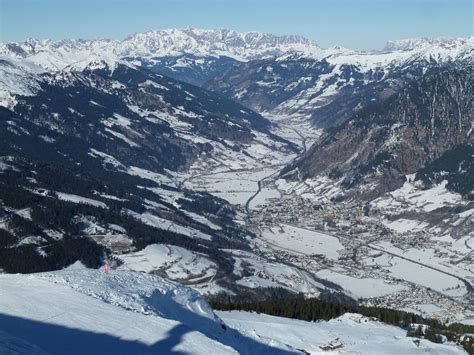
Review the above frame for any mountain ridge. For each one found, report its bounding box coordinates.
[291,66,473,199]
[1,29,471,70]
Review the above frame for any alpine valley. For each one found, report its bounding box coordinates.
[0,28,473,354]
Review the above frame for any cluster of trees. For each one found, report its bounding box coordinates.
[0,229,17,248]
[211,296,474,352]
[0,124,256,278]
[211,296,436,325]
[0,236,104,273]
[0,163,241,276]
[416,144,474,200]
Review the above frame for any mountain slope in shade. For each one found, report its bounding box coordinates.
[416,144,474,199]
[0,57,297,291]
[1,57,292,173]
[289,67,473,199]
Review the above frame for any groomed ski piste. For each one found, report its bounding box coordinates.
[0,264,466,354]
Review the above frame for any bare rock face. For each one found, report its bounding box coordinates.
[291,67,473,199]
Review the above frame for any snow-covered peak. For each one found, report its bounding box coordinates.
[0,28,320,65]
[271,35,472,71]
[1,30,471,74]
[376,37,473,66]
[118,27,320,60]
[0,56,43,109]
[383,36,473,51]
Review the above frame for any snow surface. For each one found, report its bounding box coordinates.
[382,218,429,233]
[219,311,465,355]
[0,270,237,354]
[0,270,465,354]
[315,268,406,299]
[260,224,343,260]
[125,209,213,241]
[55,192,108,209]
[0,56,42,109]
[118,244,217,283]
[372,180,465,213]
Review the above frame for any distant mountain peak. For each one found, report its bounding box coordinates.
[1,30,472,74]
[121,27,320,60]
[383,36,473,51]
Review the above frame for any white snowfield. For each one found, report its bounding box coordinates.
[261,224,343,260]
[118,244,217,285]
[0,269,466,355]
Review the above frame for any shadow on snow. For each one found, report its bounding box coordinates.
[0,294,296,355]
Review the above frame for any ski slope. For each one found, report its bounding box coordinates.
[0,268,465,354]
[219,311,464,355]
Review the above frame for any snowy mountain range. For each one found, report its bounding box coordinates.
[1,29,472,120]
[2,29,471,67]
[0,28,318,70]
[1,27,473,352]
[1,29,471,87]
[206,36,473,125]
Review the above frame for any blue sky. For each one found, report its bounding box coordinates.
[1,0,472,50]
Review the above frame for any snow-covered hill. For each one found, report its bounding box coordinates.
[0,269,465,354]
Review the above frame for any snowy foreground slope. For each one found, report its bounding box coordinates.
[0,269,465,354]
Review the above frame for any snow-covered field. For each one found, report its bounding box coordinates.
[118,244,217,286]
[371,179,466,213]
[0,269,465,354]
[229,249,326,296]
[314,268,406,299]
[184,166,286,206]
[381,256,464,294]
[125,210,213,241]
[370,241,472,289]
[260,224,343,260]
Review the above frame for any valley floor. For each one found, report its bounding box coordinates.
[172,115,473,325]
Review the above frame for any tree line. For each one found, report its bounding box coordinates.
[211,296,474,353]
